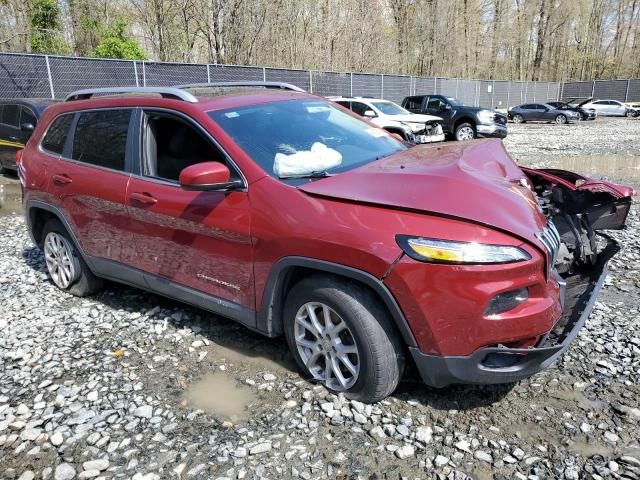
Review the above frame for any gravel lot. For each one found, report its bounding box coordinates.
[1,118,639,480]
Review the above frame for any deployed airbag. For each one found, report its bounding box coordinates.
[274,142,342,178]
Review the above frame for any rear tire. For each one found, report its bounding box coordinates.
[283,275,404,403]
[41,219,103,297]
[455,122,476,141]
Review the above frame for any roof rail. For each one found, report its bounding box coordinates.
[175,81,306,93]
[65,87,198,103]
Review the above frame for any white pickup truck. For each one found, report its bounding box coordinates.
[330,96,445,144]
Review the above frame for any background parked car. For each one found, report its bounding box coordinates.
[581,99,638,117]
[401,94,507,141]
[0,99,58,174]
[547,99,597,121]
[331,96,445,144]
[508,103,580,124]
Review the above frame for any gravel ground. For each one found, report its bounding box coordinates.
[0,118,639,480]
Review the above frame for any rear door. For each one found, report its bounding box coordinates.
[403,96,424,113]
[48,108,138,266]
[519,104,536,121]
[610,101,626,116]
[0,104,23,171]
[125,109,254,310]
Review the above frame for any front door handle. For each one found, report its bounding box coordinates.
[52,174,72,186]
[9,136,19,142]
[129,192,157,205]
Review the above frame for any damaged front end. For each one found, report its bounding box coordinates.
[410,167,634,387]
[523,167,634,275]
[406,120,445,144]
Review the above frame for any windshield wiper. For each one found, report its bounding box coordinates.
[279,170,333,179]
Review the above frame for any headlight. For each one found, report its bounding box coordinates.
[396,235,531,264]
[477,110,495,123]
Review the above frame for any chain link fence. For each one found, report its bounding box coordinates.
[1,52,638,108]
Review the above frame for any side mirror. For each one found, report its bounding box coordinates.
[179,161,241,191]
[20,123,35,132]
[439,104,451,112]
[363,110,376,118]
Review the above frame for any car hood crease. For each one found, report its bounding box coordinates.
[299,139,548,245]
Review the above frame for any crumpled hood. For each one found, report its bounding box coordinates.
[384,113,442,124]
[299,139,548,245]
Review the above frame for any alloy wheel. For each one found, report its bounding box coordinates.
[294,302,360,391]
[513,114,524,124]
[44,232,76,289]
[456,126,475,141]
[555,114,567,124]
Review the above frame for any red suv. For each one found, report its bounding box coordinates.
[19,83,634,403]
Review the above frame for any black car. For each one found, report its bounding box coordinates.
[401,94,507,141]
[0,99,58,174]
[547,99,597,121]
[508,103,581,124]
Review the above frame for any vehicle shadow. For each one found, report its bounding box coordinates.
[21,245,297,374]
[23,244,516,409]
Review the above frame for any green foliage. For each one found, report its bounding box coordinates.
[29,0,70,54]
[93,22,146,60]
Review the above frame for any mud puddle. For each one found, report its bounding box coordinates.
[554,154,640,182]
[0,182,21,217]
[182,372,256,421]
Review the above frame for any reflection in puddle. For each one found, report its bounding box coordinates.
[0,183,22,217]
[555,154,640,181]
[183,373,256,421]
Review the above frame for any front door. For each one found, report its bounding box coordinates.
[125,110,254,310]
[48,108,138,265]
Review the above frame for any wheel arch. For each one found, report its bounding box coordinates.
[454,116,477,131]
[257,257,418,348]
[382,126,408,140]
[26,200,83,254]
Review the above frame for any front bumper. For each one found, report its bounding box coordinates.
[410,236,619,387]
[476,123,508,138]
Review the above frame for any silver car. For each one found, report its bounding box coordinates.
[581,99,636,117]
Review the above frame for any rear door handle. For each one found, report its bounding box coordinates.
[129,192,157,205]
[9,136,18,142]
[52,174,72,186]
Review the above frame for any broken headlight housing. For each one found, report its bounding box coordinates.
[396,235,531,264]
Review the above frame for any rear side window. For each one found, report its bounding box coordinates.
[42,114,74,154]
[72,110,131,171]
[404,96,423,110]
[1,104,19,127]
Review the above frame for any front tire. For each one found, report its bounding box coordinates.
[284,275,404,403]
[41,219,103,296]
[512,114,524,124]
[455,122,476,141]
[555,114,567,124]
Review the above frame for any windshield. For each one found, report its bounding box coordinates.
[209,99,406,179]
[371,101,409,116]
[446,97,464,106]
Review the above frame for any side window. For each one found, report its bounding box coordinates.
[521,104,534,109]
[335,101,351,110]
[72,110,131,171]
[350,102,370,117]
[41,114,74,154]
[144,112,230,182]
[426,97,444,110]
[20,107,37,127]
[1,104,20,127]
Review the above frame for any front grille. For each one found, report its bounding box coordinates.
[494,114,507,126]
[536,221,561,275]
